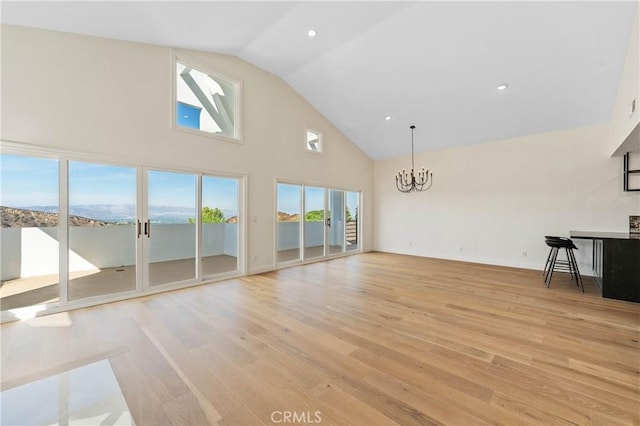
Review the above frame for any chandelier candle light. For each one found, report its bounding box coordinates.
[395,125,433,193]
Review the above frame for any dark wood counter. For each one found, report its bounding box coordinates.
[570,231,640,303]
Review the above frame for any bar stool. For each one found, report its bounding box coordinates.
[543,236,584,292]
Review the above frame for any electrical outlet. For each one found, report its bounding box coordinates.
[521,251,528,257]
[459,246,464,251]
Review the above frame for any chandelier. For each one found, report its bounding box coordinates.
[395,125,433,193]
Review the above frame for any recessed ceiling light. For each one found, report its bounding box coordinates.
[307,29,317,38]
[385,115,392,121]
[497,83,509,91]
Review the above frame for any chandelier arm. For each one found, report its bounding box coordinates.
[396,179,413,192]
[415,173,433,191]
[424,178,433,191]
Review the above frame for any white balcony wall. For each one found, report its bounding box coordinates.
[2,228,61,280]
[69,225,136,268]
[1,228,24,280]
[305,222,326,247]
[278,221,325,251]
[201,223,237,257]
[149,224,195,263]
[223,224,238,257]
[277,222,300,251]
[1,224,238,281]
[1,227,97,280]
[149,224,237,262]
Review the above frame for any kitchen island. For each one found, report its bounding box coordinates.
[570,231,640,303]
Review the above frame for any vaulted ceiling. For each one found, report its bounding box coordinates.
[2,1,637,159]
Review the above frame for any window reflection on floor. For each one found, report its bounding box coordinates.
[0,359,133,425]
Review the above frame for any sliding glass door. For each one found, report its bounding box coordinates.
[201,175,239,276]
[304,186,325,260]
[1,150,243,319]
[68,161,138,300]
[1,154,60,312]
[276,183,302,263]
[328,189,345,255]
[276,182,360,267]
[146,170,197,287]
[346,191,359,252]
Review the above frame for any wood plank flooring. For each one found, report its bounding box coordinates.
[1,252,639,425]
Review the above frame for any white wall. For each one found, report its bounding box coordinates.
[0,25,373,275]
[609,7,639,156]
[374,125,640,273]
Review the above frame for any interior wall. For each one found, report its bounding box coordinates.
[0,24,374,274]
[609,6,639,156]
[373,124,640,273]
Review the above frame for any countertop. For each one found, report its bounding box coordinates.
[570,231,640,240]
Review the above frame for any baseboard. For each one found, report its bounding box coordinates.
[372,246,594,277]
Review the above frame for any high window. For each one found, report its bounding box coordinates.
[306,130,322,153]
[175,58,240,141]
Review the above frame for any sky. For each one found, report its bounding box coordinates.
[1,154,59,207]
[1,155,239,216]
[2,154,359,218]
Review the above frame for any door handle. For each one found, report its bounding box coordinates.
[326,217,331,227]
[137,220,141,238]
[144,220,151,238]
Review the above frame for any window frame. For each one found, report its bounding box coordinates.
[305,128,323,154]
[171,51,243,144]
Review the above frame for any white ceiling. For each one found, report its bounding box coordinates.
[1,1,637,159]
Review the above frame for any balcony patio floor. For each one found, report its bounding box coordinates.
[278,244,358,263]
[0,255,237,311]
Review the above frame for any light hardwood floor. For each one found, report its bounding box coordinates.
[1,252,639,425]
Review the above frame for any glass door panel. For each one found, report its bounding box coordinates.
[68,161,137,301]
[276,184,302,264]
[147,170,197,286]
[202,176,239,276]
[304,186,325,260]
[328,190,345,255]
[1,154,60,311]
[346,191,360,252]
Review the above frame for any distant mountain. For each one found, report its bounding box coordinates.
[13,205,237,224]
[69,204,136,221]
[23,204,136,221]
[2,206,107,228]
